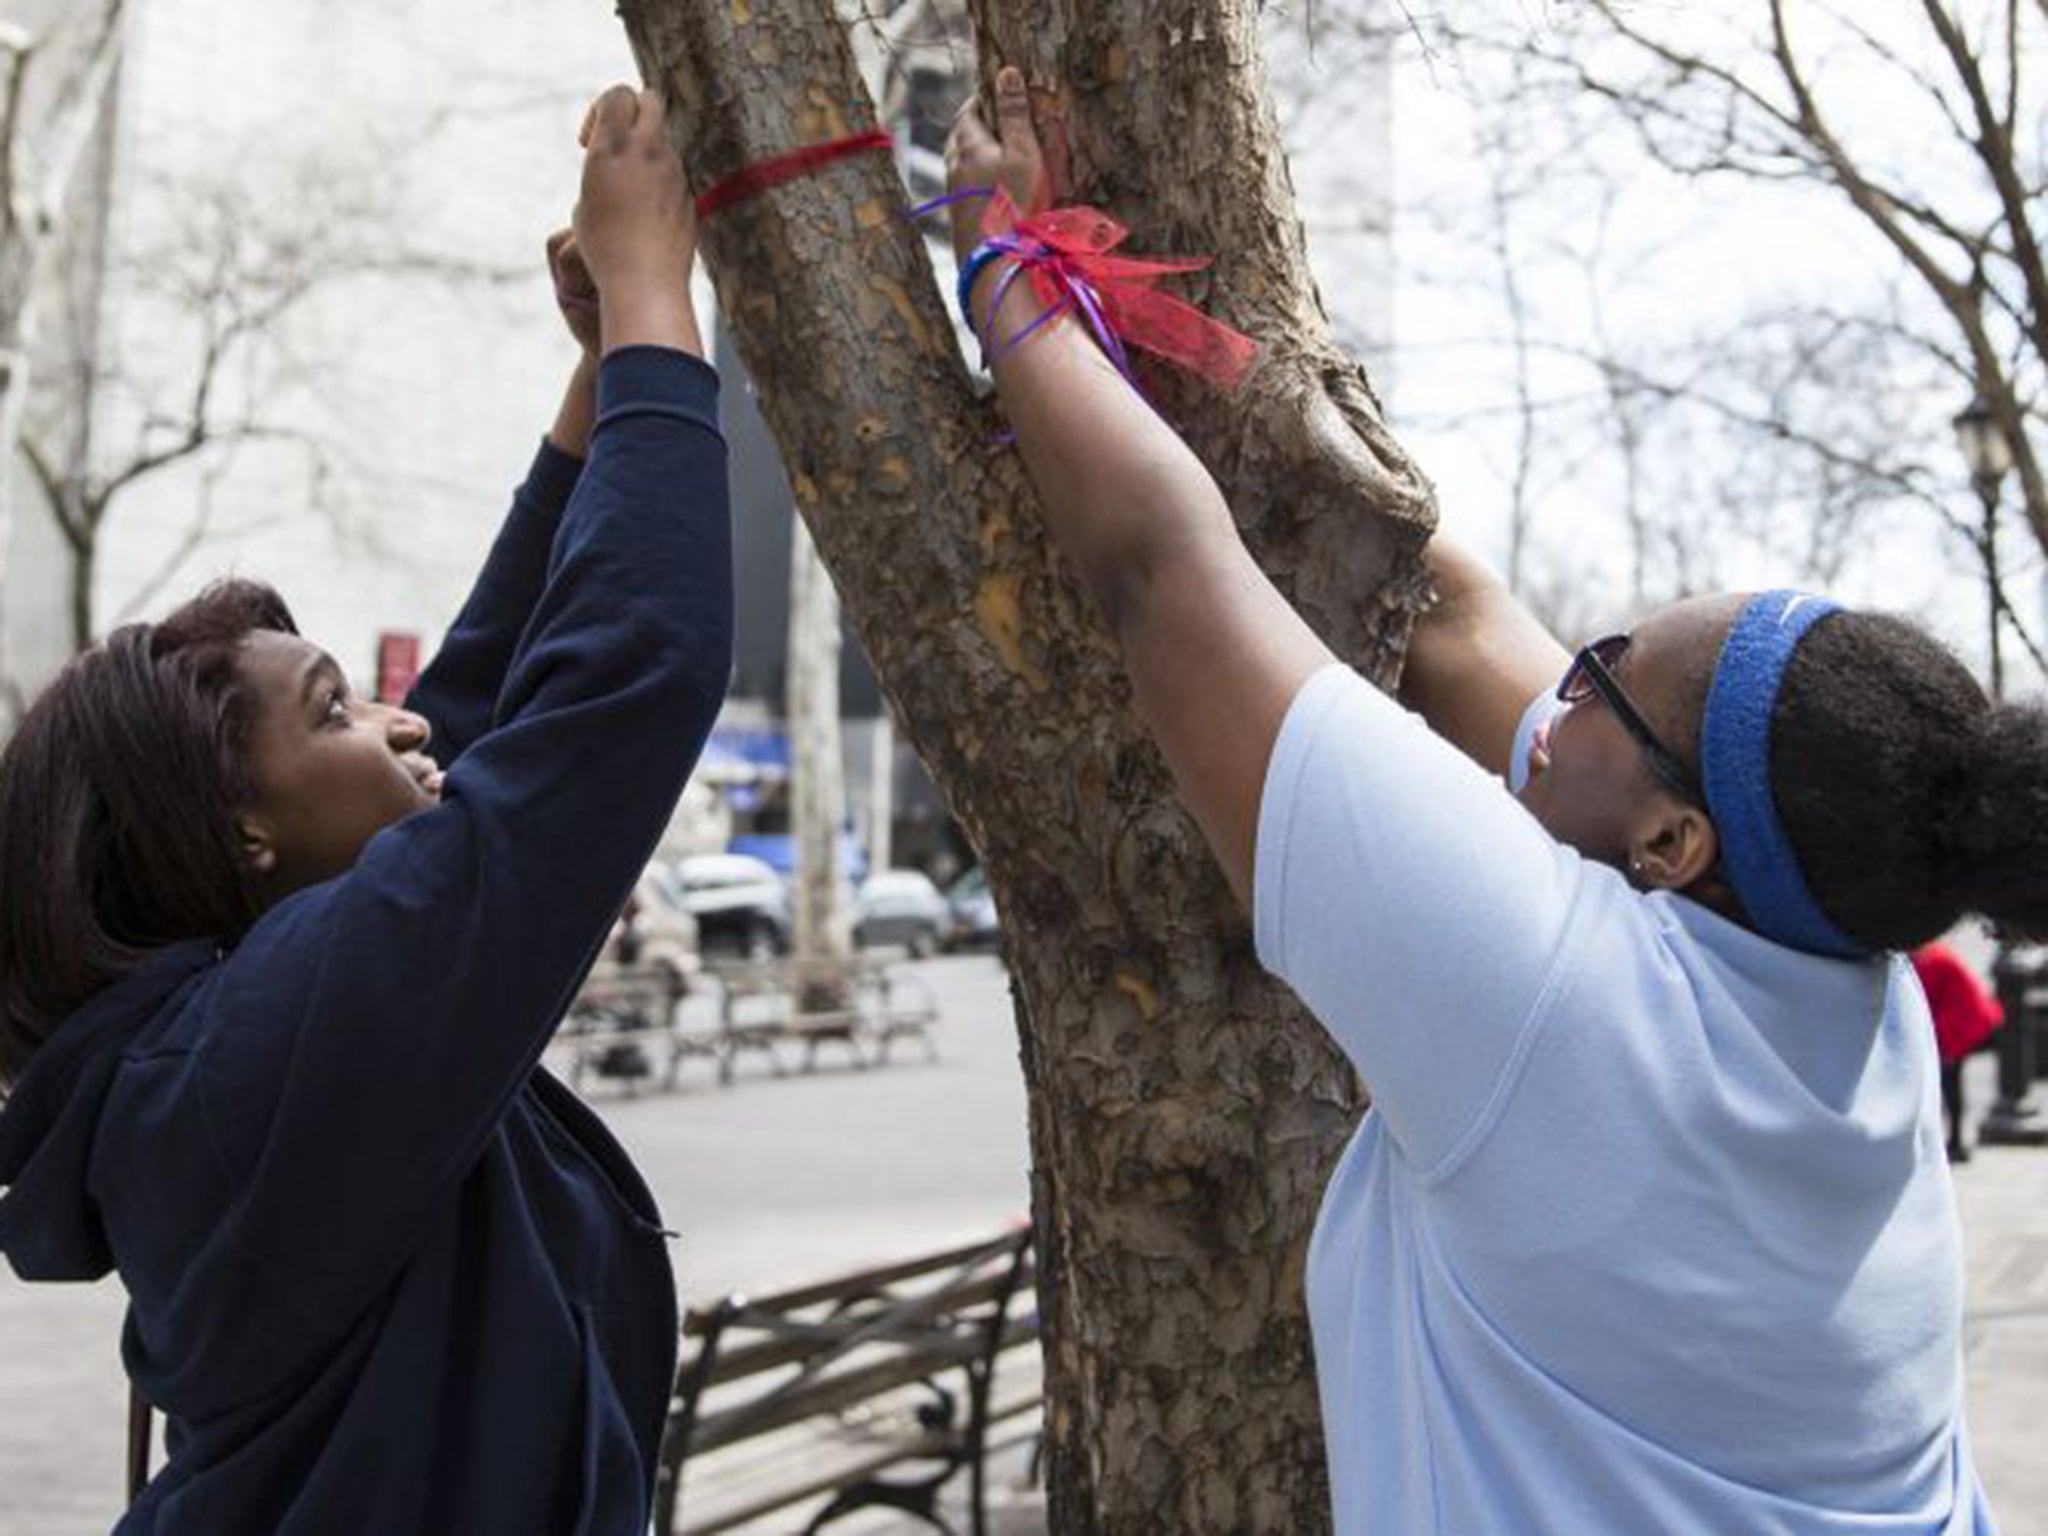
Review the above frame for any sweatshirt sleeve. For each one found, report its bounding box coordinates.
[403,439,584,763]
[198,347,731,1327]
[1254,664,1593,1173]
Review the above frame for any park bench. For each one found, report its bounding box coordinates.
[559,956,708,1093]
[653,1225,1041,1536]
[708,955,940,1085]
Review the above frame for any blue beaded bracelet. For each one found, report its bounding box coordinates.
[955,242,1014,326]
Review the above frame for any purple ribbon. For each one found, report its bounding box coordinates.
[909,187,1143,388]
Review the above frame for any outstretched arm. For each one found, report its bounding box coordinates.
[949,74,1333,906]
[199,88,728,1334]
[410,213,709,761]
[1397,539,1571,778]
[406,232,629,761]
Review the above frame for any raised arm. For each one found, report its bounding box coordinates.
[198,88,727,1330]
[948,74,1333,905]
[949,79,1595,1160]
[1397,538,1571,778]
[405,233,614,762]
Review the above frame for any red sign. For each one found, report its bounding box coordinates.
[376,631,421,704]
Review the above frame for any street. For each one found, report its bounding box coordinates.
[0,958,2042,1533]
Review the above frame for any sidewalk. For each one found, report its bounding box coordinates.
[1955,1133,2048,1531]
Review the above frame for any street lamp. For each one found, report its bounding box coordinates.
[1953,393,2013,482]
[1954,393,2048,1147]
[1953,394,2013,698]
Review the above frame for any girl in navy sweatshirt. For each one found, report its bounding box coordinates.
[0,85,729,1535]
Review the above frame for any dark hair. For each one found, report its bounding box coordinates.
[0,579,297,1091]
[1770,610,2048,951]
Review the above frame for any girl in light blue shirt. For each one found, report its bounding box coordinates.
[946,71,2011,1535]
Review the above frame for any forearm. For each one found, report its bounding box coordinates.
[1399,537,1569,775]
[547,351,600,459]
[973,270,1240,622]
[972,263,1333,906]
[221,355,732,1322]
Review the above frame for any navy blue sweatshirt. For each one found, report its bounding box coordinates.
[0,347,731,1535]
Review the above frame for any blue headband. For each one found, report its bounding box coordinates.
[1699,591,1869,959]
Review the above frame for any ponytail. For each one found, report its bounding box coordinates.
[1768,610,2043,952]
[1937,701,2048,939]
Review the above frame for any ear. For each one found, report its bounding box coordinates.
[1629,800,1718,892]
[235,813,281,879]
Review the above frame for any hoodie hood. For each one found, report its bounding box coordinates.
[0,941,217,1282]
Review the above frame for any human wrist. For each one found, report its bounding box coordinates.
[547,351,602,458]
[600,286,703,359]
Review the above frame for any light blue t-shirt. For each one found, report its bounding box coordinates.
[1255,665,1997,1536]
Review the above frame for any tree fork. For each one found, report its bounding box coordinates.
[617,0,1435,1527]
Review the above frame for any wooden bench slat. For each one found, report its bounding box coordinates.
[691,1305,1036,1395]
[696,1269,1032,1376]
[697,1274,1036,1385]
[685,1232,1029,1329]
[691,1337,986,1453]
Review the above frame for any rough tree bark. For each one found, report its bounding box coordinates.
[616,0,1436,1528]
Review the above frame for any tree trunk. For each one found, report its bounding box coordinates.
[66,503,92,654]
[0,265,37,698]
[787,511,854,971]
[617,0,1436,1528]
[0,3,124,707]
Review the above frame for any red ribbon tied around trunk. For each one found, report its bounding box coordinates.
[978,190,1260,392]
[695,129,896,220]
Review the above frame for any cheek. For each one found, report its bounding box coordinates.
[1527,727,1635,858]
[323,743,420,832]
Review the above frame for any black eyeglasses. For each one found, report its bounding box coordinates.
[1557,634,1703,804]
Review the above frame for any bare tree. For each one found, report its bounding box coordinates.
[0,0,122,704]
[786,515,855,971]
[1374,2,2047,664]
[20,154,522,653]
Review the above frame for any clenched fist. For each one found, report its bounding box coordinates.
[573,86,701,357]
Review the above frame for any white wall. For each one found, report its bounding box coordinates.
[80,0,642,694]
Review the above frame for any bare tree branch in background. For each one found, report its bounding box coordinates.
[1304,2,2046,679]
[0,0,123,715]
[21,154,526,652]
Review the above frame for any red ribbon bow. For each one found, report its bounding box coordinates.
[982,190,1260,392]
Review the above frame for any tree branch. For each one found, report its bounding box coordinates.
[8,1,123,243]
[1917,0,2048,372]
[0,37,32,239]
[2004,0,2021,139]
[17,426,83,549]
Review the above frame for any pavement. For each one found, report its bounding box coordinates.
[0,958,2040,1534]
[1956,1098,2048,1530]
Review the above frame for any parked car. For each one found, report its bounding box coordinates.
[853,869,951,957]
[664,853,791,959]
[945,867,1000,952]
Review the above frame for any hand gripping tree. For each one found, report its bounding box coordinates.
[615,1,1434,1527]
